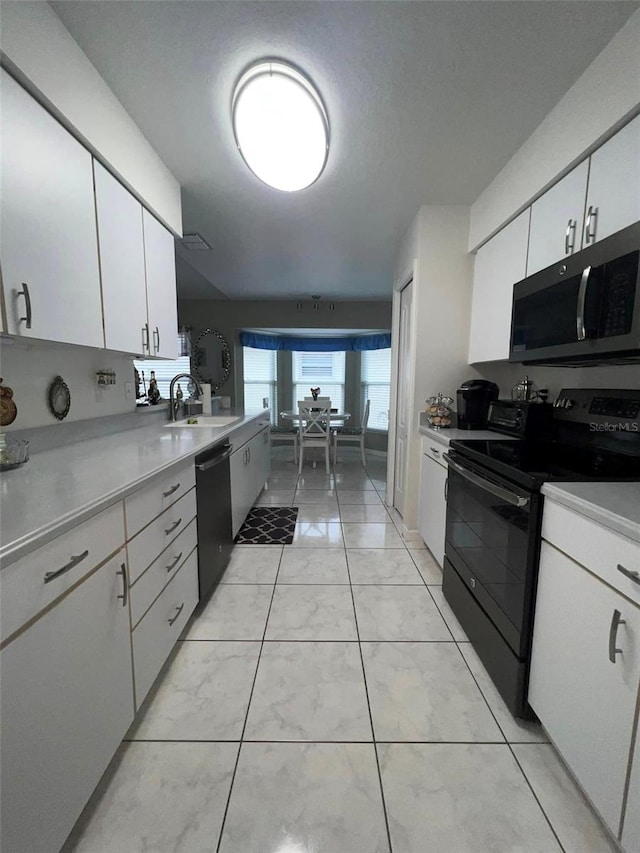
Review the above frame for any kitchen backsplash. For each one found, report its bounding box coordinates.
[0,339,136,431]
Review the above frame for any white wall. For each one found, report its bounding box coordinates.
[0,341,135,432]
[0,1,182,235]
[469,8,640,251]
[392,206,473,531]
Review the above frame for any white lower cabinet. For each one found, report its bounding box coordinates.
[132,548,199,709]
[623,727,640,852]
[230,424,271,537]
[418,443,448,567]
[0,552,134,853]
[529,540,640,838]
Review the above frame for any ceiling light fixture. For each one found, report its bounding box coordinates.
[231,59,329,192]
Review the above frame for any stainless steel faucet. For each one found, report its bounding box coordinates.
[169,373,203,421]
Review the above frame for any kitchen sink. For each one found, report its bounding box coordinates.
[165,416,241,428]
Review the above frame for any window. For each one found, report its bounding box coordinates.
[292,350,345,411]
[132,354,191,400]
[243,347,277,422]
[361,348,391,431]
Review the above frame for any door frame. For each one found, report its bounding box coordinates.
[386,259,417,512]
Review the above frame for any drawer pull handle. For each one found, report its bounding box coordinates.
[168,602,185,626]
[166,552,183,573]
[164,518,182,536]
[564,219,576,254]
[117,563,128,607]
[608,608,626,663]
[430,446,440,456]
[44,550,89,583]
[17,282,32,329]
[617,564,640,585]
[162,483,181,498]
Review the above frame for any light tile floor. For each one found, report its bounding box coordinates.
[64,450,618,853]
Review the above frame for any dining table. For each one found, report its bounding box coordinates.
[279,410,352,467]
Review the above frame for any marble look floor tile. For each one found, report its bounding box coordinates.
[458,643,547,744]
[342,522,405,549]
[293,489,338,504]
[379,743,561,853]
[66,742,238,853]
[130,642,260,740]
[265,473,299,487]
[370,479,387,493]
[512,744,618,853]
[291,521,344,548]
[278,548,350,584]
[296,472,335,489]
[362,642,502,742]
[221,545,282,583]
[337,489,383,505]
[244,641,371,741]
[400,532,426,549]
[186,584,273,640]
[265,585,357,640]
[352,585,451,641]
[409,548,443,584]
[339,504,391,523]
[334,475,377,490]
[428,585,469,641]
[347,549,424,584]
[296,502,342,522]
[219,743,389,853]
[254,489,295,506]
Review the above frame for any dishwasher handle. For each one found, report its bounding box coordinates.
[197,444,233,472]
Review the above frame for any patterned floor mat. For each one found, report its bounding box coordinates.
[234,506,299,545]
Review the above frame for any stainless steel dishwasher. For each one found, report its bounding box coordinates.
[195,442,233,601]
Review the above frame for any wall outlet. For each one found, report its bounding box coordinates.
[125,381,134,400]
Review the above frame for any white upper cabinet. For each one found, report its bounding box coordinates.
[94,161,148,355]
[468,209,530,363]
[584,113,640,246]
[527,161,589,276]
[143,209,178,359]
[0,70,103,347]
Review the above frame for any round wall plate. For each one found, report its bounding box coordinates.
[47,375,71,421]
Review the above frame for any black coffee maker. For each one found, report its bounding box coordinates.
[456,380,499,430]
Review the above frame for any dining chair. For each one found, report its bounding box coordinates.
[270,425,299,464]
[297,400,332,474]
[333,399,370,466]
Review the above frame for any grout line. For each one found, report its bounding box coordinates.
[508,745,568,853]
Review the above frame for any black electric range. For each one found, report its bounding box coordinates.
[442,389,640,719]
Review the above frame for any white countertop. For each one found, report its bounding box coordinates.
[0,410,269,568]
[542,482,640,544]
[418,425,509,445]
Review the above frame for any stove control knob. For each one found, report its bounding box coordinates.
[564,399,575,409]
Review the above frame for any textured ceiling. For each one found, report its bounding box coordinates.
[52,1,638,301]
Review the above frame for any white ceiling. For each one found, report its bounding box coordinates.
[52,1,638,301]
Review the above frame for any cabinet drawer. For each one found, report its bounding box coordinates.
[422,438,447,468]
[132,550,199,709]
[127,487,196,584]
[542,500,640,604]
[0,502,125,645]
[130,520,198,629]
[125,461,195,538]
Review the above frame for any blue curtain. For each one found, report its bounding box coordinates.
[240,331,391,351]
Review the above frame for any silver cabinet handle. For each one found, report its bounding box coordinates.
[564,219,576,254]
[162,483,180,498]
[430,446,440,456]
[576,266,591,342]
[44,550,89,583]
[153,325,160,353]
[248,446,251,465]
[17,282,32,329]
[444,477,449,500]
[443,453,529,507]
[197,446,233,471]
[584,205,598,244]
[617,564,640,585]
[142,323,150,355]
[166,552,183,573]
[117,563,128,607]
[164,518,182,536]
[168,602,185,626]
[609,609,626,663]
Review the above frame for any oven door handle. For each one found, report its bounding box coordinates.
[443,454,530,508]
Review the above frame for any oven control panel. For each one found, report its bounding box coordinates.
[553,388,640,428]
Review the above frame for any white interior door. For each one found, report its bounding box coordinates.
[393,280,413,514]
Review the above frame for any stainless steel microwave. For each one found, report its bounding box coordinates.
[510,222,640,365]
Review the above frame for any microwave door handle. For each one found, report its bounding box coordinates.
[443,454,530,508]
[576,266,591,341]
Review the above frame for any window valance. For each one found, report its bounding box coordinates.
[239,331,391,352]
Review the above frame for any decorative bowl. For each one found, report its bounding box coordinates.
[0,437,30,471]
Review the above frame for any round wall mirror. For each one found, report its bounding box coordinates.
[192,329,231,391]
